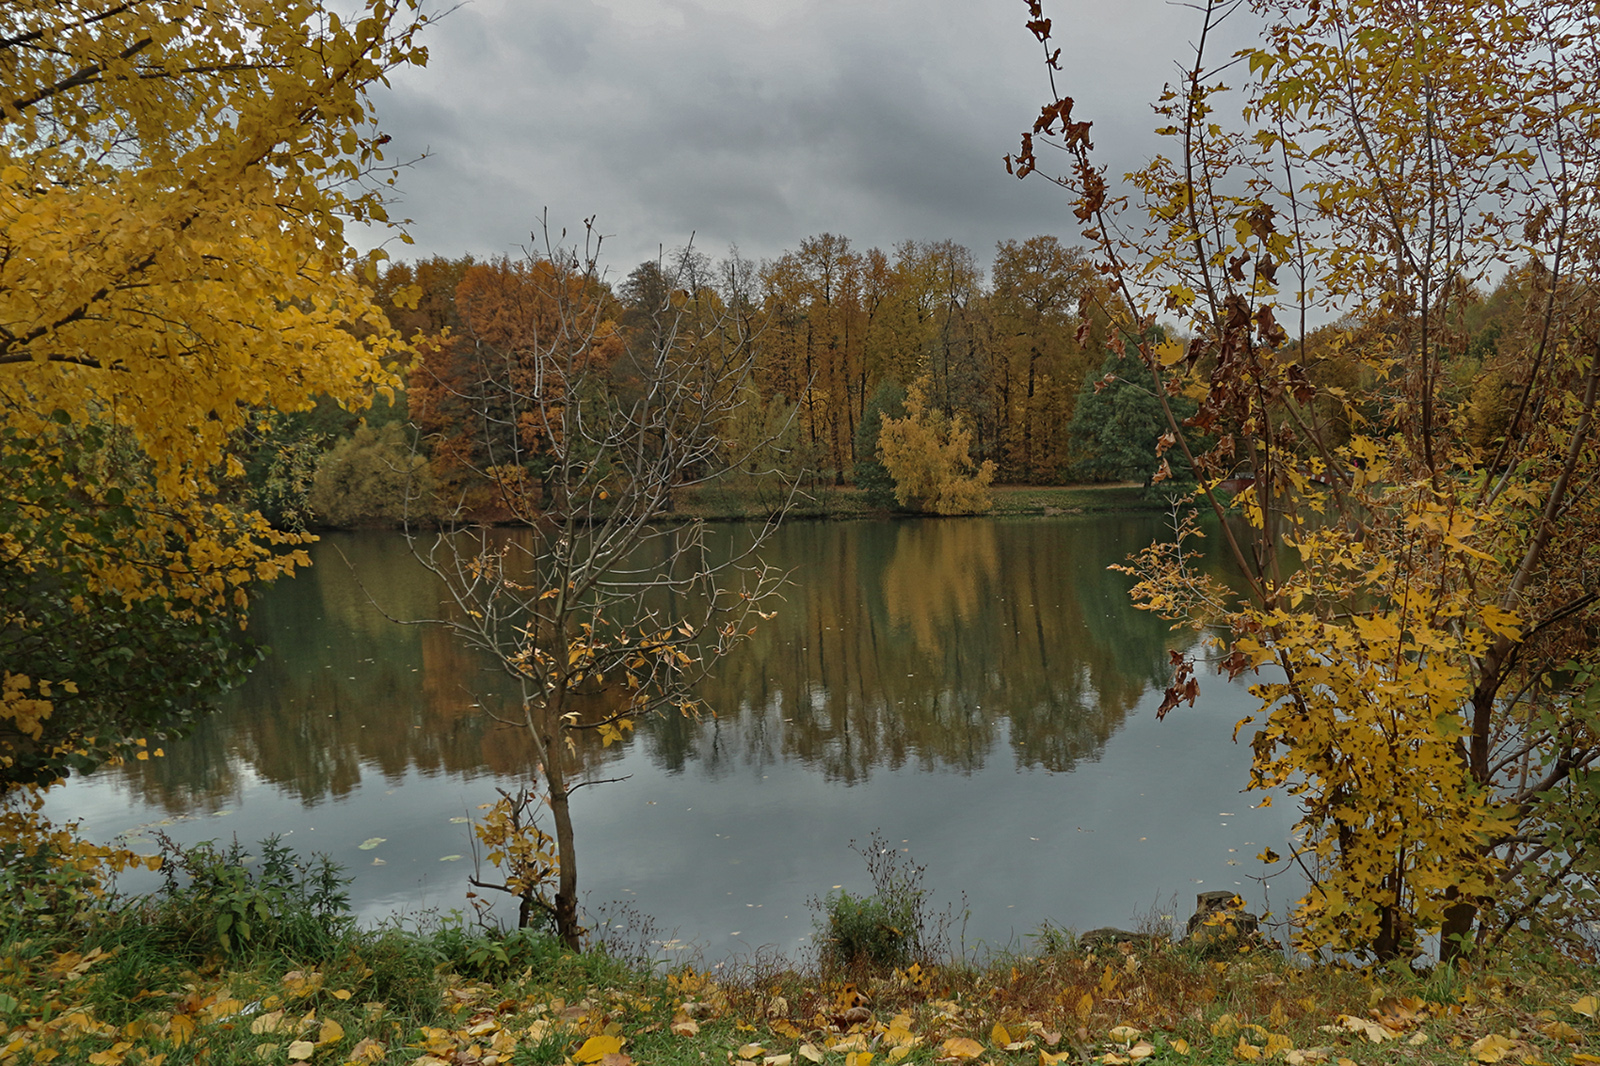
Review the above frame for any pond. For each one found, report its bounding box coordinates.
[47,515,1301,962]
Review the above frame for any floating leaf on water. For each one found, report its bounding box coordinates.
[371,858,386,866]
[450,816,470,824]
[438,855,462,862]
[358,838,386,850]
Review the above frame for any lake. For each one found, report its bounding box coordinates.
[46,515,1300,963]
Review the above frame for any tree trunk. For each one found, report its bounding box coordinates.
[544,754,582,950]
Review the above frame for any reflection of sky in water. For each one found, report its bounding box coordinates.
[46,518,1302,961]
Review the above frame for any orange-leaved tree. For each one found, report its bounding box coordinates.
[1016,0,1600,959]
[0,0,428,793]
[406,228,788,949]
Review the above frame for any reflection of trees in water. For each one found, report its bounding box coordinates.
[109,533,626,813]
[111,517,1217,811]
[652,517,1195,784]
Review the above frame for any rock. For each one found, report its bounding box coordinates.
[1184,890,1260,947]
[1078,927,1158,950]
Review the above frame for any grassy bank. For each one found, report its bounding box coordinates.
[3,835,1596,1066]
[667,482,1163,522]
[6,908,1598,1066]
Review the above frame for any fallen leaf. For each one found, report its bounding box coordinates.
[1407,1033,1429,1046]
[889,1049,912,1064]
[256,1046,279,1061]
[1100,1056,1129,1065]
[800,1045,825,1063]
[1041,1052,1071,1066]
[740,1044,768,1060]
[287,1040,315,1061]
[358,837,385,850]
[1109,1027,1142,1044]
[994,1024,1012,1046]
[332,990,352,1001]
[1337,1015,1397,1044]
[1129,1042,1155,1060]
[250,1010,290,1035]
[576,1035,625,1063]
[1172,1040,1190,1056]
[348,1038,386,1063]
[600,1054,634,1066]
[766,1057,793,1066]
[845,1053,874,1066]
[317,1018,343,1046]
[1572,996,1598,1019]
[671,1016,700,1037]
[941,1037,985,1060]
[1471,1034,1515,1063]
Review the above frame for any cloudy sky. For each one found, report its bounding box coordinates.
[358,0,1243,282]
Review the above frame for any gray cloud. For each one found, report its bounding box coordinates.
[356,0,1236,280]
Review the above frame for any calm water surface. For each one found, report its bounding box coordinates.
[48,516,1299,960]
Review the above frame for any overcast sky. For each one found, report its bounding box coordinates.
[357,0,1243,284]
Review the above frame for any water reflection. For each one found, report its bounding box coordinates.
[60,515,1295,954]
[111,517,1201,810]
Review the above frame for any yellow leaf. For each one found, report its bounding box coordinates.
[576,1036,626,1063]
[317,1018,344,1046]
[1572,996,1598,1018]
[739,1044,767,1060]
[1076,994,1094,1021]
[1129,1042,1155,1060]
[348,1038,386,1063]
[800,1045,825,1063]
[1236,1037,1261,1061]
[1172,1040,1190,1056]
[889,1050,911,1065]
[671,1017,700,1037]
[993,1023,1012,1046]
[845,1053,874,1066]
[287,1040,315,1061]
[1471,1034,1515,1063]
[940,1037,985,1060]
[1042,1052,1072,1066]
[332,989,352,1001]
[1109,1027,1142,1044]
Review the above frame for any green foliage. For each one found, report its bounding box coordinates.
[812,830,947,972]
[309,421,436,528]
[0,421,258,794]
[853,378,907,509]
[149,834,354,959]
[819,888,920,970]
[1068,347,1197,489]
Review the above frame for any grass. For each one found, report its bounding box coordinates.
[4,886,1597,1065]
[2,830,1595,1066]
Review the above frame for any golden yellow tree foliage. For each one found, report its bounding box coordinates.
[1020,0,1600,959]
[1,0,428,788]
[878,380,996,515]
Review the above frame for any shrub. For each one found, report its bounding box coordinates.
[148,833,354,959]
[812,830,954,972]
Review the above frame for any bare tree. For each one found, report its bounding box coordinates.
[406,222,789,949]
